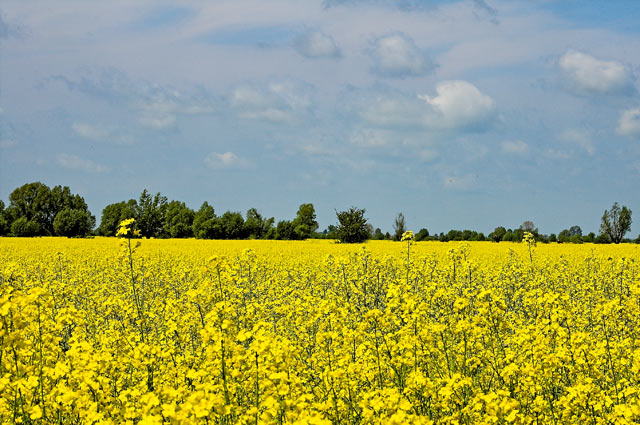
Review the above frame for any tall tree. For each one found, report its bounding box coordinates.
[244,208,274,239]
[135,189,168,238]
[600,202,632,243]
[192,202,217,239]
[164,201,195,238]
[393,212,406,241]
[7,182,52,235]
[292,203,318,240]
[53,208,95,237]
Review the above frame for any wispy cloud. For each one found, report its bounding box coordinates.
[501,140,529,155]
[56,153,107,173]
[231,80,312,123]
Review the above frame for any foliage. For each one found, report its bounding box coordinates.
[291,203,318,240]
[415,228,429,241]
[392,212,406,241]
[135,189,168,238]
[53,208,95,237]
[98,199,138,236]
[192,202,217,239]
[491,226,507,242]
[163,201,195,238]
[600,202,632,244]
[10,216,42,236]
[335,207,369,243]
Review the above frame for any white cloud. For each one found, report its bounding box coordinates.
[72,122,108,141]
[294,29,341,58]
[56,153,107,173]
[204,151,249,169]
[231,81,311,123]
[559,129,595,155]
[418,80,496,130]
[501,140,528,155]
[616,108,640,137]
[559,51,633,95]
[356,81,495,132]
[0,139,17,148]
[370,33,434,78]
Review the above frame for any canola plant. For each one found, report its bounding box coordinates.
[1,223,640,424]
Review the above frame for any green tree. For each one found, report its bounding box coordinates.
[275,220,295,240]
[98,200,138,236]
[291,203,318,240]
[558,229,571,243]
[53,208,95,237]
[244,208,274,239]
[135,189,168,238]
[491,226,506,242]
[393,212,406,241]
[569,225,582,237]
[373,228,385,240]
[11,217,42,237]
[164,201,195,238]
[336,207,369,243]
[600,202,632,243]
[0,201,8,235]
[192,202,217,239]
[415,228,429,241]
[217,211,246,239]
[7,182,52,235]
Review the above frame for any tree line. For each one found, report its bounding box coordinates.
[0,182,636,244]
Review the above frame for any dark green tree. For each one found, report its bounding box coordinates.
[7,182,52,235]
[192,202,217,239]
[292,203,318,240]
[415,228,429,241]
[98,200,137,236]
[336,207,369,243]
[275,220,295,240]
[135,189,168,238]
[164,201,195,238]
[11,217,42,237]
[569,225,582,237]
[600,202,632,243]
[373,228,385,240]
[491,226,506,242]
[393,212,406,241]
[244,208,274,239]
[558,229,571,243]
[217,211,246,239]
[53,208,95,237]
[0,201,8,235]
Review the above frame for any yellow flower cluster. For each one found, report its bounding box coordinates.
[1,237,639,424]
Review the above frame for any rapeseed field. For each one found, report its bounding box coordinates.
[1,224,639,424]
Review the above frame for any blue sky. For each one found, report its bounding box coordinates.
[1,0,639,236]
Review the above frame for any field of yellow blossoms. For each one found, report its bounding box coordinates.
[2,227,640,424]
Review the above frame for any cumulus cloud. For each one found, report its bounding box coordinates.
[204,151,249,169]
[355,81,496,132]
[294,29,340,58]
[370,33,434,78]
[231,81,312,123]
[501,140,528,155]
[418,81,496,130]
[559,51,633,95]
[616,108,640,137]
[56,153,107,173]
